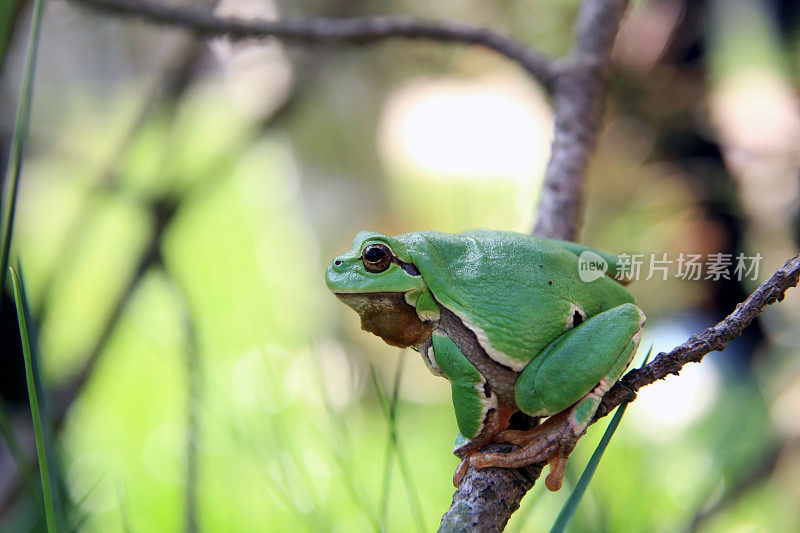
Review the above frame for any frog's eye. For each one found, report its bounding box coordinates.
[362,243,393,273]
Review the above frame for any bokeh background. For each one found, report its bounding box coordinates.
[2,0,800,531]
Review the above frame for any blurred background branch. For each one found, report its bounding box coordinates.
[66,0,557,88]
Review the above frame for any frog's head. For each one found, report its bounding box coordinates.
[326,231,433,347]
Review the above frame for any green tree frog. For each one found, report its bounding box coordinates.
[325,230,645,491]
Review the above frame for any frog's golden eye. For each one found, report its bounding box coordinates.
[362,243,393,273]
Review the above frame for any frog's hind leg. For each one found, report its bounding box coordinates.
[469,303,645,491]
[471,376,623,491]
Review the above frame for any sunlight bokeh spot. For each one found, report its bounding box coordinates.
[630,322,721,438]
[380,78,550,182]
[378,75,553,232]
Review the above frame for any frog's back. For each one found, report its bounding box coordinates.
[396,230,634,371]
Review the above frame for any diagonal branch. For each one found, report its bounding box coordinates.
[596,253,800,419]
[66,0,557,88]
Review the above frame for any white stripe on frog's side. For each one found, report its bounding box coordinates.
[420,345,445,378]
[453,311,528,373]
[471,380,499,438]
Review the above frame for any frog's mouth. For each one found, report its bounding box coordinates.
[334,292,433,348]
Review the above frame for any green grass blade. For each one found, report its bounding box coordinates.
[549,345,654,533]
[17,263,68,528]
[67,475,106,531]
[374,355,402,531]
[370,355,426,533]
[310,347,380,529]
[116,483,133,533]
[638,344,655,370]
[549,403,628,533]
[260,354,323,510]
[0,396,43,511]
[9,266,56,532]
[391,428,427,533]
[1,0,45,287]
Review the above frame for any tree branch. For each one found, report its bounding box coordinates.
[532,0,629,241]
[439,446,542,533]
[596,252,800,419]
[65,0,557,88]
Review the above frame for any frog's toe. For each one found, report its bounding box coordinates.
[469,441,575,492]
[469,412,582,491]
[496,428,539,446]
[452,457,471,486]
[468,438,559,470]
[545,452,569,491]
[495,409,573,447]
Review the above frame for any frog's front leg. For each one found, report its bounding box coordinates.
[470,303,645,491]
[428,331,510,485]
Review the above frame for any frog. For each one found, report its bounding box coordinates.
[325,229,645,491]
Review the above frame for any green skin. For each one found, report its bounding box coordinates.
[326,229,645,490]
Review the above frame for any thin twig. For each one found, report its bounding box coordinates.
[170,278,201,533]
[0,0,45,312]
[597,253,800,419]
[65,0,556,88]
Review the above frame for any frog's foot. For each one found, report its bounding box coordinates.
[451,407,516,486]
[469,407,583,491]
